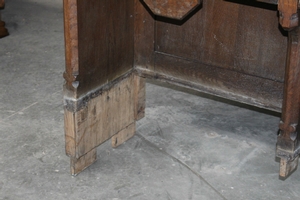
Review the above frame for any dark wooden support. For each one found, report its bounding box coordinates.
[277,26,300,179]
[0,0,8,38]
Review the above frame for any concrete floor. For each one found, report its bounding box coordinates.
[0,0,300,199]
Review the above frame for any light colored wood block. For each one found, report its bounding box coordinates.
[111,122,136,148]
[64,73,147,174]
[70,148,97,176]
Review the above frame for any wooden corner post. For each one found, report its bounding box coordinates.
[277,26,300,179]
[63,0,144,175]
[276,0,300,178]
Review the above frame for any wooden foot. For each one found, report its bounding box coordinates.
[134,75,146,121]
[0,1,9,38]
[0,9,8,38]
[64,73,146,175]
[70,148,97,176]
[279,156,299,179]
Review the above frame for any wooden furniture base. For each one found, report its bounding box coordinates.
[63,0,300,178]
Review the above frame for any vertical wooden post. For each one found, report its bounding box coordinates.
[63,0,139,175]
[277,27,300,179]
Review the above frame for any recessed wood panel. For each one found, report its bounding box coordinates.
[75,0,134,97]
[155,0,287,82]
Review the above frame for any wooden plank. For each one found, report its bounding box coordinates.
[75,0,134,96]
[64,73,138,174]
[154,0,286,82]
[63,0,134,98]
[70,148,97,176]
[0,3,8,38]
[64,73,136,159]
[256,0,278,4]
[152,52,283,111]
[276,27,300,179]
[63,0,79,96]
[64,109,76,156]
[111,123,136,148]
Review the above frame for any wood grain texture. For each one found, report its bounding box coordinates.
[111,123,136,148]
[134,0,155,71]
[0,1,8,38]
[0,0,4,8]
[70,148,97,176]
[64,109,76,157]
[142,0,201,20]
[63,0,79,95]
[63,0,134,98]
[277,27,300,178]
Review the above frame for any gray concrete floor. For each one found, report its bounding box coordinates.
[0,0,300,199]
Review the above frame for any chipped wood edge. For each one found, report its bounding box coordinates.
[64,108,76,157]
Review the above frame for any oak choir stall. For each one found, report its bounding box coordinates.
[63,0,300,179]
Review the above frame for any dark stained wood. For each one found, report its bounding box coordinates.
[154,0,286,82]
[63,0,134,98]
[142,0,202,20]
[65,73,138,175]
[134,0,155,71]
[63,0,78,96]
[0,0,8,38]
[277,27,300,179]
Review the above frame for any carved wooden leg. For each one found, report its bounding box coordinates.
[277,27,300,179]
